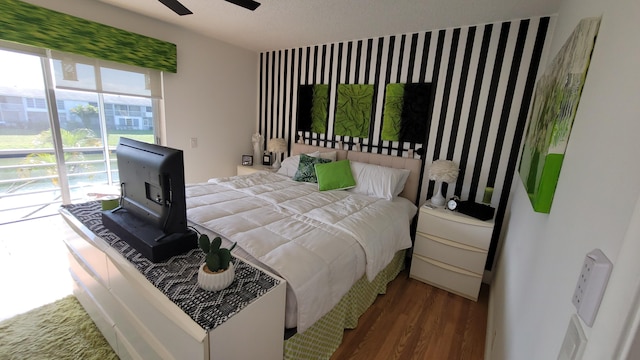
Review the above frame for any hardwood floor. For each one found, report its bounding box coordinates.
[332,268,488,360]
[0,215,488,359]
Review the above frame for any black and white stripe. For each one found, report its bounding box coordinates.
[258,16,551,269]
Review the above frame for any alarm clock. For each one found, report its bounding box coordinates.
[446,197,459,211]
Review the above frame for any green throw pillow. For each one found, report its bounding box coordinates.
[315,159,357,191]
[292,154,331,183]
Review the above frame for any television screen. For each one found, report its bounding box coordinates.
[101,137,197,262]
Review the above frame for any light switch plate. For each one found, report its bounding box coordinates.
[558,314,587,360]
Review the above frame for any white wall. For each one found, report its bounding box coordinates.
[23,0,258,183]
[488,0,640,358]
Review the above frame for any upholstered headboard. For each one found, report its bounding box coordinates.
[291,143,348,161]
[291,143,422,204]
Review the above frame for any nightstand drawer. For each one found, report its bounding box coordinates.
[413,233,487,274]
[417,210,492,250]
[410,255,482,301]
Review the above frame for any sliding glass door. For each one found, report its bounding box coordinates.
[0,49,62,223]
[0,45,161,224]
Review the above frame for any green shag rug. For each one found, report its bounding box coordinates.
[0,295,118,360]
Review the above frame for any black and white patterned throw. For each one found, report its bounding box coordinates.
[62,201,281,331]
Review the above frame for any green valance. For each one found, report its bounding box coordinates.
[0,0,177,73]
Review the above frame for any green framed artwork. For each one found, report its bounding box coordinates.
[334,84,374,138]
[518,17,600,213]
[296,84,328,134]
[382,83,432,142]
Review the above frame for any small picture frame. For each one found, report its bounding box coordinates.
[262,153,271,166]
[241,154,253,166]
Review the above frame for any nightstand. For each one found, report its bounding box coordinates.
[409,205,494,301]
[236,164,275,176]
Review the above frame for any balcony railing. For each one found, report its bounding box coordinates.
[0,147,118,224]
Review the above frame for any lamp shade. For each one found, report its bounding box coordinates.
[267,138,287,153]
[429,160,459,183]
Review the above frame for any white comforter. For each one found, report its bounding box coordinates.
[185,172,416,333]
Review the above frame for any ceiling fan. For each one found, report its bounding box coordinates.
[158,0,261,15]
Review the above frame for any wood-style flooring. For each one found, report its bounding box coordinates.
[332,268,488,360]
[0,215,488,359]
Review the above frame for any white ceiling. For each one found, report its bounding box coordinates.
[99,0,560,52]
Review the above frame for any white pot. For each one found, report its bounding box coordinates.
[197,262,235,291]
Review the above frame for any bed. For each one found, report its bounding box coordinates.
[185,143,422,359]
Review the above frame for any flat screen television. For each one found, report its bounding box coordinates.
[101,137,197,262]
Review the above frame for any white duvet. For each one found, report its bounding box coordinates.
[185,172,416,333]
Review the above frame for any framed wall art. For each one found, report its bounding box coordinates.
[518,17,600,213]
[262,153,271,166]
[241,155,253,166]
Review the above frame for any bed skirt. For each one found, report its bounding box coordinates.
[284,250,406,359]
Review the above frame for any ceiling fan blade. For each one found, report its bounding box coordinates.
[158,0,193,15]
[225,0,261,11]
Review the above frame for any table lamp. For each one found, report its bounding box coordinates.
[429,160,459,206]
[267,138,287,169]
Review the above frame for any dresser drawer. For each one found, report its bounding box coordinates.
[64,232,110,288]
[68,260,118,351]
[417,209,492,250]
[413,233,487,274]
[409,255,482,301]
[107,259,205,360]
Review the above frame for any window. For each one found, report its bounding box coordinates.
[0,43,164,224]
[115,104,129,116]
[129,106,142,117]
[25,97,46,109]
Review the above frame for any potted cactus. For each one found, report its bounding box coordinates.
[196,234,237,291]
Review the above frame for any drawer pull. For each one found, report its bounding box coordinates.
[416,232,486,252]
[420,207,493,227]
[421,256,481,278]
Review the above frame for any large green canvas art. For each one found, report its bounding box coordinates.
[297,84,329,133]
[382,83,432,142]
[518,17,600,213]
[334,84,374,138]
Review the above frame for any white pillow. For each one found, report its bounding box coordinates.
[315,151,337,162]
[277,154,306,177]
[276,151,337,177]
[348,161,411,200]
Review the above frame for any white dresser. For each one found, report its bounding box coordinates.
[409,205,493,301]
[60,207,286,360]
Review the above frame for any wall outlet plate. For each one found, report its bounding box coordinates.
[572,249,613,327]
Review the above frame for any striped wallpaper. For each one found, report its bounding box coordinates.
[258,16,551,270]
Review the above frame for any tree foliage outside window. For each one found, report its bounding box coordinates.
[70,104,98,129]
[18,128,102,186]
